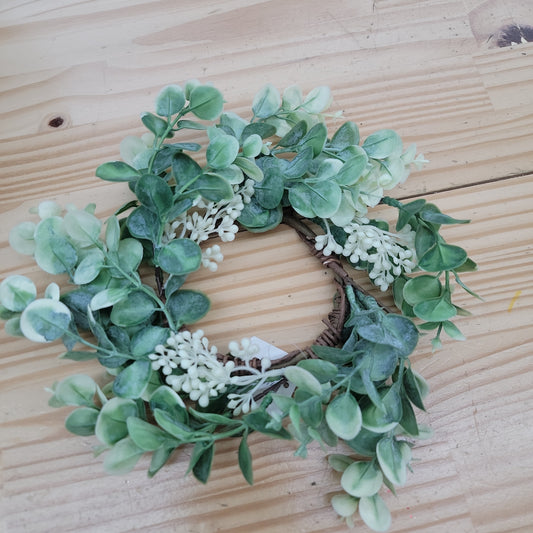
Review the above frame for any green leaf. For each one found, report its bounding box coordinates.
[135,174,173,216]
[403,367,429,411]
[110,291,157,327]
[127,416,177,451]
[284,366,323,396]
[418,242,468,272]
[341,460,383,498]
[241,122,276,140]
[189,174,234,202]
[90,287,131,311]
[220,112,248,138]
[345,427,382,457]
[166,290,210,328]
[402,275,442,306]
[243,410,292,439]
[414,224,437,258]
[252,84,281,118]
[358,314,418,359]
[413,295,457,322]
[189,85,224,120]
[361,387,402,434]
[330,121,360,150]
[126,206,161,241]
[238,434,254,485]
[282,85,303,110]
[96,161,141,182]
[328,454,355,473]
[65,407,99,436]
[376,437,411,486]
[442,320,466,340]
[297,359,338,383]
[419,206,470,225]
[395,198,426,231]
[103,437,144,474]
[233,156,264,181]
[131,326,169,357]
[334,150,368,185]
[398,391,419,436]
[299,396,324,428]
[252,164,284,209]
[149,386,188,424]
[206,134,240,169]
[289,180,342,218]
[148,446,176,477]
[0,275,36,312]
[113,238,144,276]
[242,133,263,158]
[354,341,398,382]
[331,493,359,518]
[113,360,153,399]
[172,152,202,190]
[156,239,202,276]
[20,298,71,343]
[188,409,237,426]
[105,216,120,252]
[302,86,331,113]
[141,112,168,137]
[164,275,186,299]
[277,120,308,147]
[155,84,186,116]
[8,221,36,255]
[237,197,282,231]
[325,393,362,440]
[283,146,313,178]
[192,443,215,484]
[176,119,208,130]
[64,209,102,248]
[314,418,339,448]
[454,257,478,273]
[60,350,98,361]
[311,345,354,365]
[73,249,105,285]
[53,374,97,407]
[95,397,139,446]
[358,494,391,532]
[299,122,328,157]
[363,129,402,159]
[34,236,78,275]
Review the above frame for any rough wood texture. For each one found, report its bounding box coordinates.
[1,1,532,532]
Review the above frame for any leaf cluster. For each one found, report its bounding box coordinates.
[381,197,481,349]
[271,286,428,530]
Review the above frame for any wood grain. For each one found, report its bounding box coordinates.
[1,1,532,532]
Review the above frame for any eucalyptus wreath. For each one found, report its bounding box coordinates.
[0,82,479,532]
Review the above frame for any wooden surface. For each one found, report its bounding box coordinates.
[1,1,532,532]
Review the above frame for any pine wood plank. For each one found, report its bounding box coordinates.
[1,174,532,532]
[1,0,533,202]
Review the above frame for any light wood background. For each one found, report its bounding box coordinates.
[1,1,532,532]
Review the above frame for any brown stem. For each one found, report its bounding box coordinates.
[155,266,166,302]
[216,210,396,371]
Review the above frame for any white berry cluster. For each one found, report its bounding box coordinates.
[315,217,416,291]
[150,329,234,408]
[149,331,284,413]
[163,179,255,271]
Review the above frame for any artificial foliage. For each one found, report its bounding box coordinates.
[0,82,479,532]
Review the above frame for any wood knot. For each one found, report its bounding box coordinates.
[48,116,65,128]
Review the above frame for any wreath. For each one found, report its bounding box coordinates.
[0,82,479,532]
